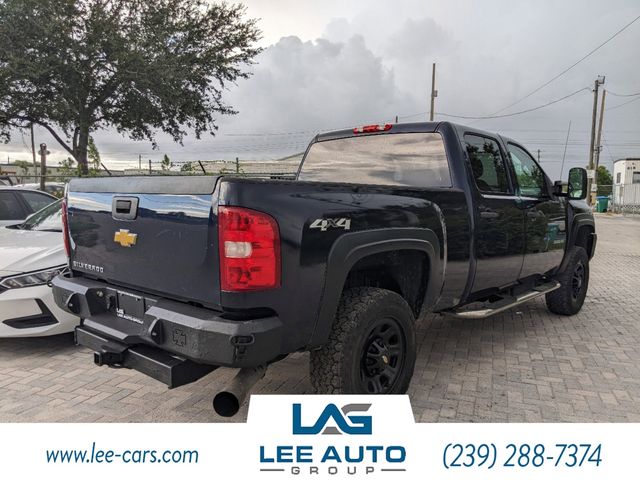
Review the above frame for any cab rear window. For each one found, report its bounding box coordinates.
[298,132,451,187]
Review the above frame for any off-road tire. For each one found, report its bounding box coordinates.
[310,287,416,394]
[546,246,589,315]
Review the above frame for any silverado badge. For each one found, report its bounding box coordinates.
[114,229,138,247]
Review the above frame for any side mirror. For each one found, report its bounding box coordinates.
[568,167,588,200]
[552,180,567,197]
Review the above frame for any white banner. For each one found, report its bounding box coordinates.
[0,395,633,479]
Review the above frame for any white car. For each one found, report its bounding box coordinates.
[14,182,66,198]
[0,200,79,337]
[0,186,58,227]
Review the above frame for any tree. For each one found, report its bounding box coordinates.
[161,154,172,171]
[58,157,78,181]
[180,161,196,173]
[0,0,261,174]
[13,159,30,176]
[58,140,102,179]
[596,165,612,196]
[88,137,101,172]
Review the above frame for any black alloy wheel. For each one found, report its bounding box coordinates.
[546,246,589,316]
[360,318,406,394]
[571,261,585,300]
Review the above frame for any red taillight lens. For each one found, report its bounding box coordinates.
[61,199,71,258]
[353,124,392,134]
[218,206,281,292]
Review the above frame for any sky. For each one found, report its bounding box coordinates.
[1,0,639,180]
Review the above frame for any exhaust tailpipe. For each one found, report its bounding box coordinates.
[213,365,267,417]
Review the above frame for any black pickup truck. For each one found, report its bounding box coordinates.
[52,121,596,416]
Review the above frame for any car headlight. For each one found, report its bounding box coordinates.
[0,266,67,289]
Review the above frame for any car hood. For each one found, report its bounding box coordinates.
[0,227,66,276]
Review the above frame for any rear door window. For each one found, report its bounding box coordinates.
[464,134,511,194]
[298,132,451,187]
[19,191,55,213]
[0,191,26,220]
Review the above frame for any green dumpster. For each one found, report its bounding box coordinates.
[596,196,609,213]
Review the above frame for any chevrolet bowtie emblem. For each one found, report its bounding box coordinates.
[114,229,138,247]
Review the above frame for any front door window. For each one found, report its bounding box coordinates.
[507,144,547,197]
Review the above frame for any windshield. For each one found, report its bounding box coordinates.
[20,199,62,232]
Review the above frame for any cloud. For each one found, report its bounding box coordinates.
[224,34,415,133]
[383,17,454,63]
[135,33,421,162]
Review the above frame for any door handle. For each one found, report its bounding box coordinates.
[115,200,131,214]
[112,196,139,220]
[480,211,499,219]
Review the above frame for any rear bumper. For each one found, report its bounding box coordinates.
[75,325,217,388]
[51,273,284,369]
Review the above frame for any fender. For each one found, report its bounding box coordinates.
[306,228,444,348]
[558,213,596,273]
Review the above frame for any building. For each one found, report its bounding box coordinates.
[613,158,640,185]
[0,162,69,184]
[612,158,640,214]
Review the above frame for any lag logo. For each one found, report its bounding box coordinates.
[259,401,407,475]
[293,403,372,435]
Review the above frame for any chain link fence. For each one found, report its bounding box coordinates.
[1,158,302,195]
[611,184,640,214]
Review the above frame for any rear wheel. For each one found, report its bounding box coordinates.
[546,246,589,315]
[310,287,416,394]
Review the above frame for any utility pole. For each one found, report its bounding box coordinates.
[138,154,142,172]
[429,63,437,121]
[38,143,49,191]
[148,159,152,175]
[537,149,541,163]
[235,157,240,174]
[587,76,605,205]
[560,120,572,179]
[30,123,37,182]
[594,89,607,196]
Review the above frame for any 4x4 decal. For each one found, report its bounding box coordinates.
[309,218,351,232]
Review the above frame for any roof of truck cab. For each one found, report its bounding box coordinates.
[314,121,513,145]
[315,121,442,143]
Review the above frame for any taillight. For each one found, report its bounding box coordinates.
[61,199,71,258]
[218,206,281,292]
[353,124,392,134]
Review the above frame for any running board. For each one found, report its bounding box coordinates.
[445,280,561,319]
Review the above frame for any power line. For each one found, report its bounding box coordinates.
[489,128,640,134]
[486,12,640,115]
[434,87,590,120]
[607,90,640,97]
[397,87,589,122]
[606,95,640,111]
[602,135,616,164]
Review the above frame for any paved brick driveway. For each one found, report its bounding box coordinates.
[1,214,638,422]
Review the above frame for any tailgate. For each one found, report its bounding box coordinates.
[66,176,222,307]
